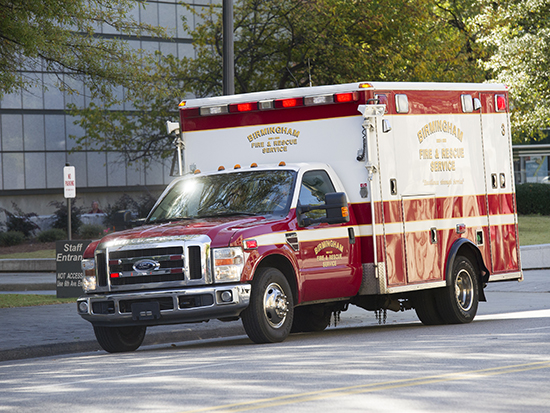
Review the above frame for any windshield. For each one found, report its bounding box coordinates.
[147,170,296,222]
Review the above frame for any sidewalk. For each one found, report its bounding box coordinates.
[0,244,548,362]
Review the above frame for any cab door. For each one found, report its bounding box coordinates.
[295,169,358,302]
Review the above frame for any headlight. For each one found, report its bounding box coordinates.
[81,258,97,292]
[213,247,244,283]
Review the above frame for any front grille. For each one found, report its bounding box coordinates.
[94,242,208,291]
[188,246,202,279]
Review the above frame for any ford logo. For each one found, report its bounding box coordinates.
[133,259,161,272]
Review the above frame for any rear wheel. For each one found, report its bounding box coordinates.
[436,256,479,324]
[413,289,444,325]
[93,325,146,353]
[241,267,294,343]
[291,304,332,333]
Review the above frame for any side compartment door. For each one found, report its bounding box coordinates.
[479,93,520,274]
[297,169,358,302]
[402,194,442,283]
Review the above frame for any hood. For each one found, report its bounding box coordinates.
[94,215,276,251]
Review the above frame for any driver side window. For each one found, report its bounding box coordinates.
[298,170,336,221]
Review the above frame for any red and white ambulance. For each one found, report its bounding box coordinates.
[77,82,522,352]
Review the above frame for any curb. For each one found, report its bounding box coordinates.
[520,244,550,270]
[0,258,56,273]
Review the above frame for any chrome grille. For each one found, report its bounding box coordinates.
[94,237,211,292]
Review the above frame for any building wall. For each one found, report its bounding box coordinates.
[0,0,217,217]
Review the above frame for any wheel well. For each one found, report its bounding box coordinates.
[256,254,298,304]
[447,240,489,302]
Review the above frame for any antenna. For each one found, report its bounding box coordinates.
[308,58,312,87]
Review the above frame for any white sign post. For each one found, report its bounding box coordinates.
[63,165,75,240]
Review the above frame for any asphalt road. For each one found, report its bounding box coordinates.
[0,270,548,412]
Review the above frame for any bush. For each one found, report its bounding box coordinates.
[103,193,157,228]
[49,199,84,236]
[36,228,67,243]
[79,224,105,239]
[0,231,25,247]
[0,203,39,237]
[516,183,550,215]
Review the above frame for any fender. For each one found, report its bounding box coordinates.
[243,244,302,304]
[445,238,490,302]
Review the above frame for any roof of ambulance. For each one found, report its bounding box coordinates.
[180,81,508,108]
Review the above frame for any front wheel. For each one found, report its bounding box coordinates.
[241,267,294,343]
[436,256,479,324]
[93,325,147,353]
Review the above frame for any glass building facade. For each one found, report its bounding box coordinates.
[0,0,216,215]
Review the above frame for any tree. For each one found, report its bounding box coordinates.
[70,0,486,163]
[0,0,164,99]
[472,0,550,141]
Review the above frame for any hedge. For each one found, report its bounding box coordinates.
[516,183,550,215]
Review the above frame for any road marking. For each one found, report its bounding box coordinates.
[476,309,550,321]
[180,360,550,412]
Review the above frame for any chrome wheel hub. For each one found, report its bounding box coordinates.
[455,269,474,312]
[263,282,289,328]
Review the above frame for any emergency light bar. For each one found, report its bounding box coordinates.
[183,90,363,116]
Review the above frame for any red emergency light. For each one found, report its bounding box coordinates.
[230,102,256,112]
[495,94,507,112]
[275,98,302,109]
[334,92,357,103]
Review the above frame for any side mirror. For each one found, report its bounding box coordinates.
[297,192,350,227]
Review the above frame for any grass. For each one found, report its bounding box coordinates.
[0,249,56,259]
[517,215,550,246]
[0,294,76,308]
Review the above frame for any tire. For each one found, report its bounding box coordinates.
[436,256,479,324]
[241,267,294,343]
[413,289,445,326]
[93,325,147,353]
[291,305,332,333]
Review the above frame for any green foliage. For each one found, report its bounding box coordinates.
[70,0,486,163]
[0,203,39,237]
[0,231,26,247]
[516,183,550,215]
[79,224,105,239]
[472,0,550,141]
[36,228,67,243]
[49,200,84,236]
[0,0,166,99]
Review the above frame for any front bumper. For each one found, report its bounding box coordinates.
[77,283,251,327]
